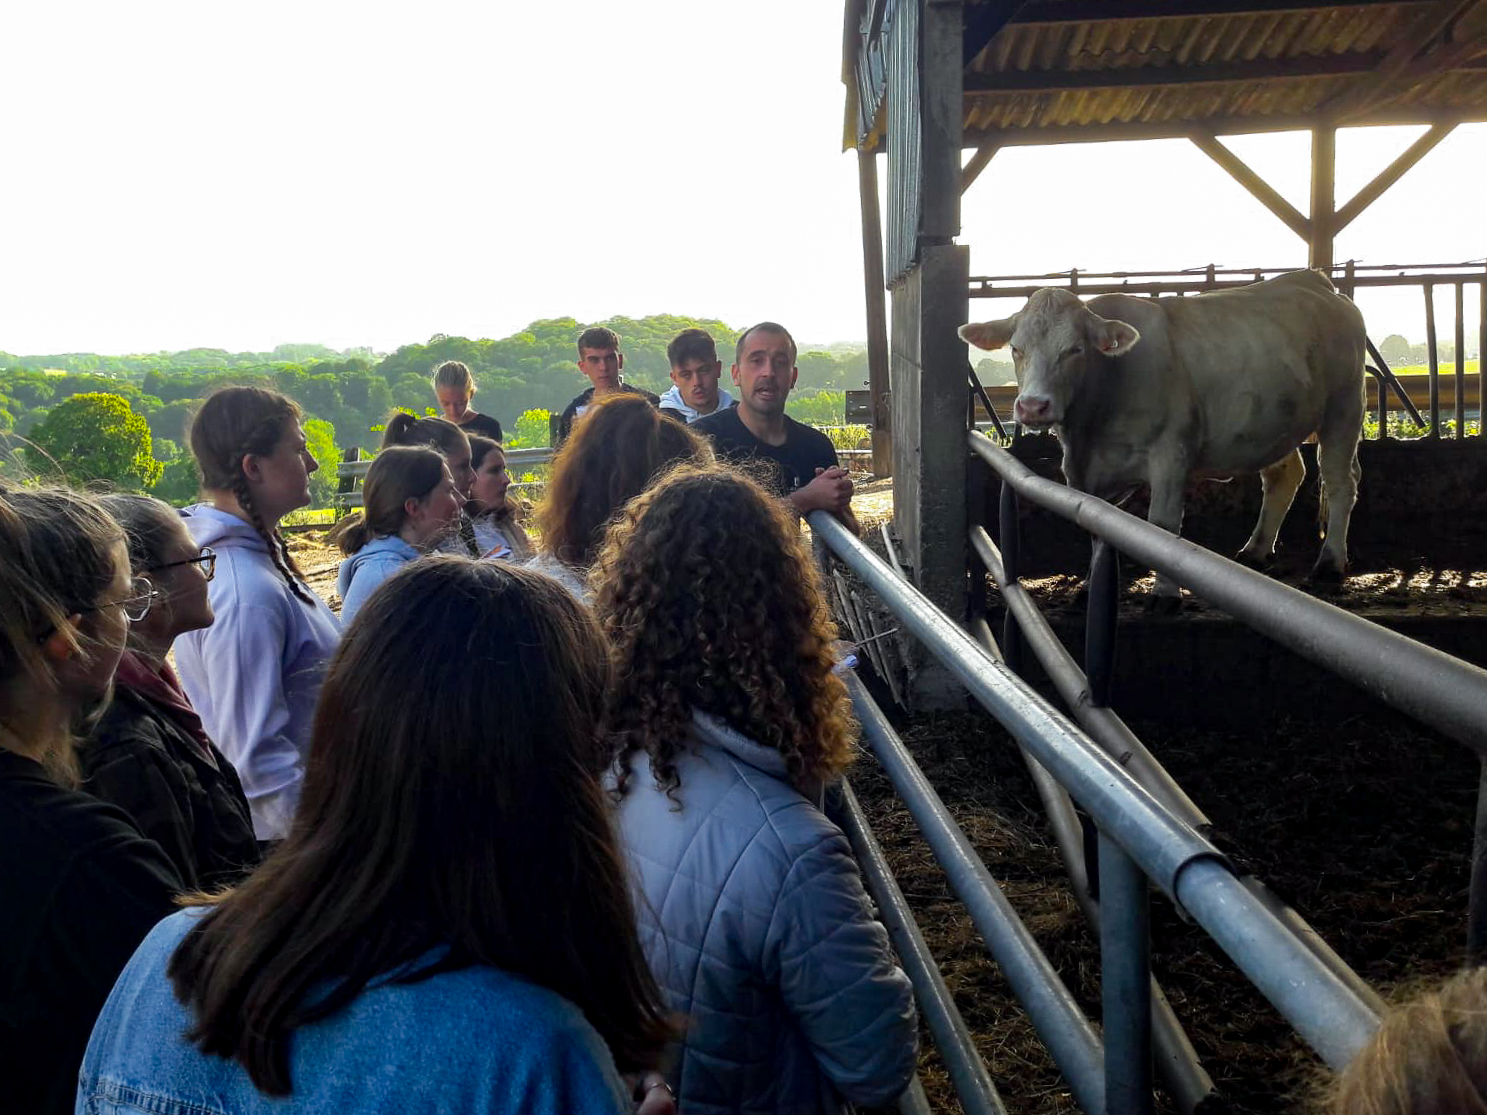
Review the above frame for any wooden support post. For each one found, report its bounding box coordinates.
[1334,122,1456,232]
[858,149,893,477]
[1309,125,1336,272]
[1456,281,1467,438]
[1480,266,1487,442]
[1426,283,1441,437]
[1189,130,1311,242]
[960,143,1001,194]
[889,0,966,707]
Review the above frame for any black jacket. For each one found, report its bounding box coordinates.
[81,684,260,892]
[0,749,181,1115]
[556,383,660,443]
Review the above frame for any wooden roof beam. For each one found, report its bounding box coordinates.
[1188,129,1312,240]
[964,52,1417,92]
[1333,120,1457,229]
[1321,0,1486,120]
[1009,0,1437,23]
[961,143,1002,192]
[961,106,1485,144]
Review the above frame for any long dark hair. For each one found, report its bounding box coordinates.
[328,446,446,555]
[166,559,672,1095]
[536,393,709,568]
[188,386,313,604]
[382,413,478,555]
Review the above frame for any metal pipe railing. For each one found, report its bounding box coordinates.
[965,621,1219,1115]
[968,431,1487,757]
[972,525,1385,1017]
[843,671,1108,1113]
[810,510,1381,1070]
[832,779,1009,1115]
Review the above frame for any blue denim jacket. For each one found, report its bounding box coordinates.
[78,910,632,1115]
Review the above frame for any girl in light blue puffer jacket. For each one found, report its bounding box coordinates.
[595,464,918,1115]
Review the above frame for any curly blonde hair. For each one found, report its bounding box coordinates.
[593,463,857,798]
[1327,967,1487,1115]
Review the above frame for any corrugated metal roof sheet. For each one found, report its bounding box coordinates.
[848,1,1487,149]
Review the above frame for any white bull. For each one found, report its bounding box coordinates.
[959,269,1366,601]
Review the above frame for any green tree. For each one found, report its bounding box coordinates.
[506,408,551,449]
[28,392,163,489]
[302,416,340,508]
[1379,334,1412,367]
[153,456,202,506]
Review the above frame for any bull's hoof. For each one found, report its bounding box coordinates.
[1306,559,1347,585]
[1233,549,1273,571]
[1144,593,1183,616]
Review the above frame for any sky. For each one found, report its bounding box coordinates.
[1,1,1482,357]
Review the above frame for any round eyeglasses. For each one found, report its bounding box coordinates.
[150,546,216,582]
[82,575,160,623]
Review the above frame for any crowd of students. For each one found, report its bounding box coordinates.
[0,321,1476,1115]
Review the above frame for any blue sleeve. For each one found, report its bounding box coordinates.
[493,1015,633,1115]
[340,557,398,627]
[764,827,919,1107]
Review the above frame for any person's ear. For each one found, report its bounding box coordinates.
[404,496,422,519]
[41,617,82,664]
[731,363,742,386]
[617,352,625,371]
[240,453,264,486]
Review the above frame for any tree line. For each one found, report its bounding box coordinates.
[0,316,870,506]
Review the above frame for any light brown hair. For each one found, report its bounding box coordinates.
[188,386,313,604]
[593,464,857,797]
[329,446,447,555]
[1328,968,1487,1115]
[535,393,709,569]
[381,412,469,458]
[0,482,126,781]
[167,559,673,1095]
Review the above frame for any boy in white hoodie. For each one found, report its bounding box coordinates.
[658,328,733,424]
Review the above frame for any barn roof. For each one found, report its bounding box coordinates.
[845,0,1487,151]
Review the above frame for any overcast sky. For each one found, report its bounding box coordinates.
[1,1,1482,356]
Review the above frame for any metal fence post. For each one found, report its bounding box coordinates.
[999,479,1023,675]
[1086,539,1119,708]
[1100,832,1154,1115]
[1470,759,1487,958]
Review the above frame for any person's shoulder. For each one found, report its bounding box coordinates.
[692,404,746,438]
[785,414,835,450]
[0,751,161,863]
[622,383,661,405]
[81,689,170,769]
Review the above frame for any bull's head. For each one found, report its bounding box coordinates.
[959,288,1141,427]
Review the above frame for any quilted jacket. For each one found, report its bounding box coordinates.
[613,711,917,1114]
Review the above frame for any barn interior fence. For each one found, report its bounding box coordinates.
[807,425,1487,1112]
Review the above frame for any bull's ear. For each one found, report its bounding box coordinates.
[958,318,1016,351]
[1090,315,1140,357]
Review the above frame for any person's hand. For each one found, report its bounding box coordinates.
[790,466,854,517]
[632,1073,676,1115]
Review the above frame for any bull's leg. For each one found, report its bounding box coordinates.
[1236,450,1305,567]
[1311,387,1364,580]
[1146,461,1188,603]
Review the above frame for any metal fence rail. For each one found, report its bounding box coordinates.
[807,509,1383,1113]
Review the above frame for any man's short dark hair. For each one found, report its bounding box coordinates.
[667,328,718,369]
[734,322,797,366]
[577,326,620,355]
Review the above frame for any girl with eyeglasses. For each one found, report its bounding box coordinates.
[82,494,261,891]
[0,481,182,1115]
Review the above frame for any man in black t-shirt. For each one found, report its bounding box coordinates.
[693,321,859,532]
[556,326,660,443]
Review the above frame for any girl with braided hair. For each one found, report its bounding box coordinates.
[593,463,917,1115]
[174,386,342,845]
